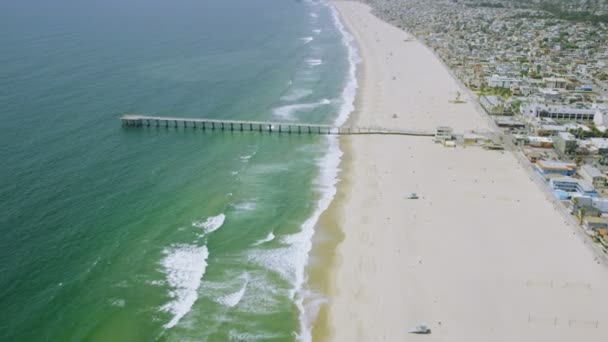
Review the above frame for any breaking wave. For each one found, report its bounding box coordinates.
[234,201,257,212]
[306,59,323,67]
[193,214,226,234]
[216,273,249,308]
[300,36,314,44]
[281,88,314,102]
[272,98,331,120]
[253,232,275,246]
[160,244,209,329]
[294,3,361,342]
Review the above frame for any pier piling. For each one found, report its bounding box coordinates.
[120,114,436,137]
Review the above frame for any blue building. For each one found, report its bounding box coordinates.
[550,177,598,198]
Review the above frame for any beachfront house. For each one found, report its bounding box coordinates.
[571,195,608,214]
[583,217,608,231]
[550,177,598,198]
[578,164,608,189]
[521,103,596,121]
[495,117,525,129]
[553,132,578,155]
[536,160,577,177]
[528,136,554,148]
[480,95,508,115]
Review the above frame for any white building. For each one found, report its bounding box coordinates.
[528,136,554,148]
[572,195,608,213]
[543,77,567,89]
[592,104,608,132]
[553,132,578,155]
[521,103,596,121]
[579,164,607,188]
[435,126,453,143]
[487,75,519,88]
[480,95,507,115]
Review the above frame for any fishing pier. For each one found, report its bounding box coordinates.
[120,114,435,137]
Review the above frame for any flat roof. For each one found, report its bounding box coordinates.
[544,77,567,82]
[550,177,596,192]
[539,124,566,131]
[481,95,502,106]
[529,136,554,143]
[538,160,576,169]
[580,164,605,178]
[539,105,595,114]
[463,133,486,139]
[584,217,607,224]
[557,131,576,140]
[590,138,608,149]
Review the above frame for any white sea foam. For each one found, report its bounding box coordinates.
[160,244,209,329]
[306,58,323,67]
[192,213,226,234]
[312,29,322,34]
[249,162,290,175]
[234,201,257,212]
[300,36,314,44]
[309,13,319,18]
[147,279,166,287]
[113,280,129,288]
[216,273,249,308]
[272,98,331,120]
[248,247,299,294]
[231,272,286,315]
[228,331,288,341]
[253,231,275,246]
[240,151,256,162]
[110,298,126,307]
[329,3,361,127]
[291,3,360,342]
[281,88,313,102]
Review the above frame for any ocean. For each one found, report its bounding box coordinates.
[0,0,358,341]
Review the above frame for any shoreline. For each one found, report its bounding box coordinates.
[318,1,608,341]
[299,2,362,341]
[306,2,366,340]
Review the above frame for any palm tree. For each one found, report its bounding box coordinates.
[578,207,586,226]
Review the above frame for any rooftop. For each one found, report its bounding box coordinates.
[539,124,567,131]
[580,164,605,178]
[537,160,577,170]
[557,131,576,140]
[590,138,608,149]
[481,95,502,106]
[550,177,596,193]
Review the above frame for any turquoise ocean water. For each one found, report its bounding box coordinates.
[0,0,358,340]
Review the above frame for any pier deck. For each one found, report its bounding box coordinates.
[120,114,435,137]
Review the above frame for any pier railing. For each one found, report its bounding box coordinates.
[120,114,435,137]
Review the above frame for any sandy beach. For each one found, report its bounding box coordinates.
[323,1,608,341]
